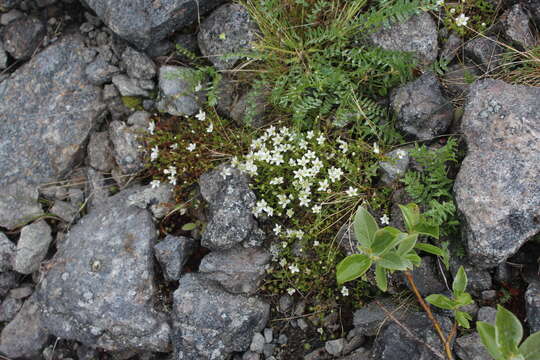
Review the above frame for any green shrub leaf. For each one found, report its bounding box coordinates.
[411,221,439,239]
[397,233,418,255]
[454,292,473,306]
[398,203,420,232]
[405,252,422,266]
[414,243,447,258]
[519,331,540,360]
[455,310,472,329]
[477,321,504,360]
[336,254,372,285]
[495,305,523,356]
[453,266,468,294]
[181,223,197,231]
[378,252,411,270]
[425,294,455,310]
[375,264,388,292]
[372,229,401,256]
[354,206,378,248]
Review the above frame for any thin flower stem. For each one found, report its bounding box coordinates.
[404,271,454,360]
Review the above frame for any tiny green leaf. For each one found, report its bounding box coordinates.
[453,266,468,295]
[495,305,523,357]
[378,252,411,271]
[415,243,447,259]
[477,321,504,360]
[336,254,372,285]
[405,252,422,266]
[519,331,540,360]
[455,310,472,329]
[397,233,418,255]
[181,223,197,231]
[375,264,388,292]
[372,229,401,256]
[454,292,473,306]
[353,206,379,248]
[398,203,420,232]
[425,294,456,310]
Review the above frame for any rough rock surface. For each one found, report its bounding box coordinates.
[0,295,49,359]
[172,273,270,359]
[0,40,7,69]
[199,164,264,251]
[125,183,175,219]
[525,281,540,332]
[112,74,149,97]
[109,120,145,174]
[85,57,121,85]
[156,65,202,116]
[366,12,438,65]
[122,46,156,80]
[403,256,446,297]
[454,79,540,268]
[2,16,45,60]
[464,36,503,72]
[442,63,481,97]
[87,131,114,172]
[36,190,171,352]
[230,89,269,128]
[390,72,453,140]
[379,148,410,184]
[503,4,537,49]
[455,333,491,360]
[198,3,259,70]
[83,0,226,49]
[0,35,106,227]
[199,247,270,294]
[352,299,407,336]
[0,183,44,230]
[14,220,52,275]
[154,235,195,281]
[0,232,15,272]
[371,312,453,360]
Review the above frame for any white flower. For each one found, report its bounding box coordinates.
[328,167,344,183]
[436,0,444,5]
[279,258,287,267]
[270,177,284,185]
[346,187,358,197]
[317,328,324,335]
[170,143,178,150]
[341,286,349,296]
[150,146,159,161]
[287,288,296,295]
[164,165,177,176]
[373,142,380,154]
[306,130,314,139]
[380,214,390,225]
[481,22,486,27]
[277,194,290,208]
[281,241,288,248]
[455,13,469,27]
[194,82,202,92]
[298,139,308,150]
[286,209,294,217]
[450,7,456,13]
[337,139,348,153]
[396,149,407,159]
[318,179,329,192]
[312,205,322,214]
[186,143,196,152]
[314,240,320,246]
[221,166,232,179]
[316,134,325,145]
[206,122,214,133]
[289,264,300,273]
[273,224,282,235]
[195,109,206,121]
[150,179,161,189]
[148,120,156,135]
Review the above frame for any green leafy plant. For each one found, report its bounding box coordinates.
[477,305,540,360]
[426,266,473,328]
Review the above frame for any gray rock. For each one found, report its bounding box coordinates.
[442,63,480,97]
[242,351,261,360]
[464,36,503,72]
[122,46,156,80]
[2,16,45,60]
[36,190,171,352]
[390,72,453,140]
[0,0,20,9]
[526,0,540,27]
[451,260,492,297]
[343,334,365,355]
[199,164,263,251]
[109,120,144,174]
[0,297,23,323]
[112,74,149,97]
[85,57,121,85]
[0,35,106,226]
[0,40,7,70]
[477,307,497,324]
[325,338,344,356]
[146,39,173,58]
[278,295,293,313]
[379,148,410,184]
[173,32,199,61]
[215,75,237,117]
[127,111,152,128]
[403,256,446,297]
[126,183,175,219]
[366,12,438,66]
[0,183,43,230]
[0,272,19,298]
[263,343,274,358]
[172,273,270,359]
[0,295,49,358]
[199,247,270,294]
[371,312,453,360]
[277,333,288,345]
[87,131,115,172]
[338,347,370,360]
[0,232,15,272]
[481,290,497,302]
[14,220,52,275]
[154,235,195,281]
[352,299,407,336]
[525,281,540,332]
[50,200,79,223]
[440,33,462,62]
[156,65,202,116]
[304,347,328,360]
[250,332,265,353]
[8,285,33,299]
[82,0,226,49]
[455,333,491,360]
[0,9,23,25]
[503,4,537,49]
[198,3,258,70]
[230,89,269,128]
[454,79,540,268]
[263,328,273,343]
[85,167,109,208]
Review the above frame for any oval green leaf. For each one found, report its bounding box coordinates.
[425,294,455,310]
[452,265,468,295]
[336,254,372,285]
[495,305,523,356]
[519,331,540,360]
[477,321,504,360]
[378,252,411,271]
[375,264,388,292]
[398,203,420,232]
[353,206,378,248]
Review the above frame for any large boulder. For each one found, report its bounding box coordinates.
[0,35,106,229]
[172,273,270,359]
[82,0,226,50]
[454,79,540,268]
[36,189,171,352]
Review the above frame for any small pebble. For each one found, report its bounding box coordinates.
[264,328,273,343]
